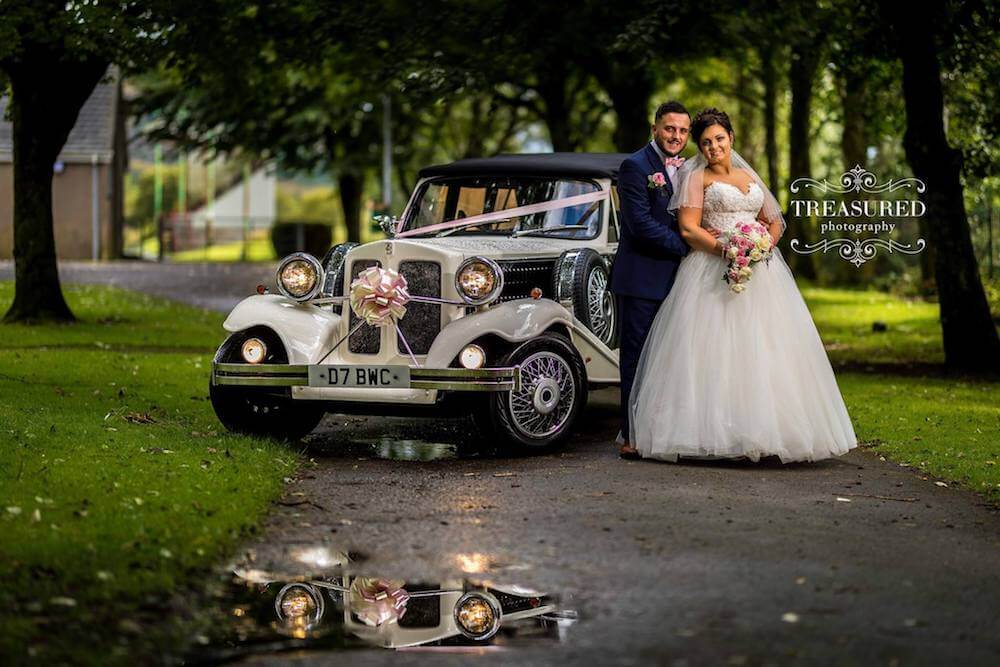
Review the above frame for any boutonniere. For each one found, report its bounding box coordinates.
[647,172,668,195]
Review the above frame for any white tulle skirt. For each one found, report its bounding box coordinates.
[628,247,858,463]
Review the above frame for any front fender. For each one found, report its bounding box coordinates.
[222,294,342,365]
[425,298,573,368]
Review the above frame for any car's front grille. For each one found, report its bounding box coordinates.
[348,259,381,354]
[497,259,556,302]
[397,260,441,355]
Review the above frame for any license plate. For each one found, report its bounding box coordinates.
[308,365,410,388]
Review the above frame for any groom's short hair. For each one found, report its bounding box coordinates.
[654,101,690,123]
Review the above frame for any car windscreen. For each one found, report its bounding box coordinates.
[402,176,602,239]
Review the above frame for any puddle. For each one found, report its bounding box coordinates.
[189,548,577,662]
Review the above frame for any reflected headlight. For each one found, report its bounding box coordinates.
[455,256,503,306]
[274,583,325,625]
[453,591,502,640]
[276,253,323,301]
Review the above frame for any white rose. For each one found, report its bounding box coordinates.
[731,283,746,293]
[727,246,739,259]
[739,267,753,279]
[749,248,762,261]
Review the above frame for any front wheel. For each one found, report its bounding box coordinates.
[209,381,324,441]
[474,333,587,451]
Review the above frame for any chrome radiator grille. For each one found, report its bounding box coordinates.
[497,259,556,302]
[348,259,381,354]
[396,260,441,355]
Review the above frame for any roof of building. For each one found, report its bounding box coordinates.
[0,67,118,164]
[418,152,630,181]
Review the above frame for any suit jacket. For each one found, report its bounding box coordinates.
[609,143,690,300]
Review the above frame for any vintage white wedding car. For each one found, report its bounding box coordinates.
[210,153,628,449]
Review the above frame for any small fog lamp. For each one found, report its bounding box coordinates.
[241,337,267,364]
[459,344,486,369]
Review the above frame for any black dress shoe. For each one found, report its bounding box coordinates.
[619,446,641,460]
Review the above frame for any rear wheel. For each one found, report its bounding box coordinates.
[474,333,587,452]
[209,328,324,441]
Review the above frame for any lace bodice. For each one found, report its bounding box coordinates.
[701,181,764,233]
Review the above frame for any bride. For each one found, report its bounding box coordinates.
[628,108,858,463]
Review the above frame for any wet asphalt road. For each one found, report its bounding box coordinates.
[8,262,998,665]
[229,395,1000,667]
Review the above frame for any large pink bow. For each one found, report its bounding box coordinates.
[349,266,410,327]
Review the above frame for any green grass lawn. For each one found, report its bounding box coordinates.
[801,285,999,503]
[0,283,296,664]
[802,285,944,366]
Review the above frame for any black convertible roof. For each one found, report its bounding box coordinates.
[418,152,630,181]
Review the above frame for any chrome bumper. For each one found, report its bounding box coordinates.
[211,362,520,392]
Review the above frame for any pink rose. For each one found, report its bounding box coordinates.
[727,269,740,282]
[736,255,749,267]
[652,172,666,186]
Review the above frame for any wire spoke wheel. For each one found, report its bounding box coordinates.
[508,351,576,438]
[586,268,614,345]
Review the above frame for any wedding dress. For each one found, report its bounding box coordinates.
[628,179,858,463]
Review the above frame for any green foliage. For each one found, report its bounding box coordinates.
[0,283,296,664]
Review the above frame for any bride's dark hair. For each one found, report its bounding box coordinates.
[692,108,734,143]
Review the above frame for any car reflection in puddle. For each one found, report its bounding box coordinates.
[192,549,577,662]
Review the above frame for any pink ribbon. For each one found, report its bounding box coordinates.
[395,189,609,237]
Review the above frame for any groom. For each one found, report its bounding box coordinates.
[610,101,716,459]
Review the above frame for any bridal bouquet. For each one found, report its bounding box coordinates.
[721,222,774,293]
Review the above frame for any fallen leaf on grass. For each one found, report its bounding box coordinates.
[781,612,800,623]
[934,481,948,488]
[125,412,157,425]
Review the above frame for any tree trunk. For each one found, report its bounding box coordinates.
[760,45,780,194]
[734,60,759,166]
[338,171,363,243]
[605,69,654,153]
[840,69,867,173]
[110,78,128,259]
[537,65,575,152]
[1,57,108,323]
[892,13,1000,372]
[785,44,819,281]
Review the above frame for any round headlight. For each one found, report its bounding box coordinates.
[454,592,501,640]
[241,337,267,364]
[459,344,486,369]
[276,253,323,301]
[455,256,503,306]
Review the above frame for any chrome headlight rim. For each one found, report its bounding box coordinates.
[453,591,502,641]
[275,252,324,302]
[455,256,504,306]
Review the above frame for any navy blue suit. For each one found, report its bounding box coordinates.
[610,143,690,441]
